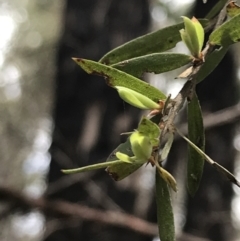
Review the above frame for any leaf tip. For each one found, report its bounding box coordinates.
[105,168,120,181]
[72,57,83,63]
[191,16,198,22]
[61,169,70,174]
[236,180,240,188]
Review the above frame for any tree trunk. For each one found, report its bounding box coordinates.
[45,1,151,241]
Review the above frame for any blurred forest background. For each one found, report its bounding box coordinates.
[1,0,240,241]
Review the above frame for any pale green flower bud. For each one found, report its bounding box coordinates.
[115,152,135,163]
[130,131,152,161]
[115,86,160,110]
[180,16,204,59]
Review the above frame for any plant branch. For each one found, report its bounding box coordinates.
[176,128,240,187]
[213,0,229,31]
[0,185,158,237]
[178,102,240,135]
[0,185,214,241]
[160,4,229,143]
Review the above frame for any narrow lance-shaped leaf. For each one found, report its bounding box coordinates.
[209,13,240,46]
[73,58,166,102]
[99,23,184,65]
[177,129,240,188]
[111,53,192,78]
[196,46,229,83]
[99,20,208,65]
[61,141,144,179]
[155,163,177,192]
[187,92,205,196]
[62,160,124,174]
[156,170,175,241]
[205,0,228,19]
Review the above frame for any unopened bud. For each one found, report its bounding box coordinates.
[116,86,160,110]
[180,16,204,59]
[130,131,152,161]
[116,152,134,163]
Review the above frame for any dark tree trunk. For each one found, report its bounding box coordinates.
[45,1,151,241]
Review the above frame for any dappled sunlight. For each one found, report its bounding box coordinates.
[0,64,22,101]
[0,15,16,53]
[0,1,63,241]
[11,212,45,240]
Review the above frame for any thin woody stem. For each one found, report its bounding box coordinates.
[158,4,229,145]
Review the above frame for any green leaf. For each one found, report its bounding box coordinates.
[205,0,228,19]
[106,161,144,181]
[62,160,123,174]
[187,93,205,197]
[156,170,175,241]
[73,58,166,102]
[137,117,161,146]
[106,139,144,181]
[196,46,228,83]
[111,53,192,78]
[99,23,184,65]
[99,19,208,65]
[156,165,177,192]
[209,13,240,46]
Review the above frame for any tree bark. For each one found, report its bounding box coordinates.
[45,1,151,241]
